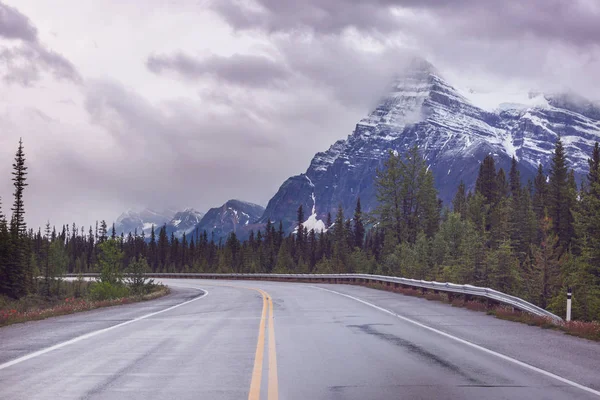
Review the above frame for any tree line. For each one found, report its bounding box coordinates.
[1,139,599,321]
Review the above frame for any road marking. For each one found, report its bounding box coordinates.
[312,286,600,398]
[0,289,208,371]
[248,290,267,400]
[150,280,279,399]
[267,293,279,400]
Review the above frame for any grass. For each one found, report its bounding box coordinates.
[0,280,170,328]
[359,280,600,342]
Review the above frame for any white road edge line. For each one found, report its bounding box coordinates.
[311,285,600,397]
[0,288,208,371]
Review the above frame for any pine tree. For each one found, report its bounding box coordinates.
[332,205,348,272]
[373,150,405,244]
[157,224,168,269]
[353,198,365,249]
[548,137,574,250]
[496,168,509,199]
[530,216,562,308]
[533,164,547,220]
[295,205,305,261]
[0,198,8,296]
[10,138,28,237]
[588,142,600,196]
[509,156,521,197]
[7,138,29,298]
[452,181,468,219]
[475,155,498,205]
[99,220,108,243]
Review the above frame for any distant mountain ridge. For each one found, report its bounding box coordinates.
[114,208,204,238]
[113,200,264,241]
[194,199,265,241]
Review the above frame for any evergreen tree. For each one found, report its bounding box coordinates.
[353,198,365,249]
[533,164,547,220]
[99,220,108,243]
[588,142,600,196]
[332,205,348,272]
[7,138,29,298]
[452,181,468,219]
[509,156,521,197]
[548,137,574,250]
[475,155,498,205]
[157,224,169,269]
[496,168,509,199]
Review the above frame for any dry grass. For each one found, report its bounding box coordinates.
[562,320,600,341]
[356,280,600,342]
[0,285,170,328]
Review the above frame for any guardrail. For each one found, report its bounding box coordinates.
[65,272,562,322]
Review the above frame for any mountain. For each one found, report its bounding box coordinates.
[165,208,205,238]
[261,59,600,232]
[114,208,176,236]
[193,199,265,241]
[114,208,204,238]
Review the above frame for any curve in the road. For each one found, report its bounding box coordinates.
[0,288,208,371]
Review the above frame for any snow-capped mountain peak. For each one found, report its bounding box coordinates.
[261,59,600,232]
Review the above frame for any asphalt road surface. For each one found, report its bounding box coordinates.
[1,279,600,399]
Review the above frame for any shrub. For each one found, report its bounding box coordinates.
[89,281,130,301]
[126,257,155,295]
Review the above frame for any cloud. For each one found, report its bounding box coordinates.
[146,52,289,88]
[0,1,37,41]
[211,0,600,47]
[0,42,80,85]
[209,0,600,100]
[0,1,80,85]
[211,0,402,34]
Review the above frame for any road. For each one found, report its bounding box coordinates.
[1,279,600,399]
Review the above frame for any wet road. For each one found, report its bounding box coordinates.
[1,279,600,399]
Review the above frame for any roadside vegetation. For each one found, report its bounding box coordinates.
[364,280,600,342]
[1,238,167,327]
[1,137,599,327]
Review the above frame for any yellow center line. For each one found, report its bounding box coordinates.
[185,282,278,399]
[248,289,267,400]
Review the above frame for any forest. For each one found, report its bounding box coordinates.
[1,138,599,321]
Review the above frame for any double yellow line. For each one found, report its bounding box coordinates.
[248,288,278,400]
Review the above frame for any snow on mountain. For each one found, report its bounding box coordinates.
[261,59,600,232]
[114,208,175,236]
[165,208,205,238]
[194,200,265,241]
[114,207,204,238]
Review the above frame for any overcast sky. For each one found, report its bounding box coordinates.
[1,0,599,230]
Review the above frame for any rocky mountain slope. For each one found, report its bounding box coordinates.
[194,199,265,241]
[114,208,204,238]
[261,59,600,232]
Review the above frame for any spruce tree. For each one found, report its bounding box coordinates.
[496,168,509,199]
[452,181,468,219]
[7,138,28,298]
[373,150,404,244]
[548,137,573,249]
[0,198,8,296]
[475,155,498,205]
[353,198,365,249]
[587,142,600,201]
[533,164,547,220]
[509,156,521,197]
